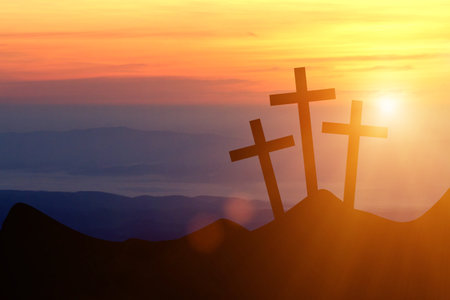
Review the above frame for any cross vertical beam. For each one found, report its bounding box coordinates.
[251,120,285,220]
[344,101,362,209]
[322,100,388,209]
[270,67,335,197]
[298,96,316,195]
[229,119,295,220]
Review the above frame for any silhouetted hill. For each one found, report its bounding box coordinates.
[0,190,272,241]
[0,203,249,299]
[1,189,450,299]
[416,189,450,222]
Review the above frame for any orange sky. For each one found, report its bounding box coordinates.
[0,1,448,214]
[0,0,449,104]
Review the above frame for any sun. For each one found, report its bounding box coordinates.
[378,96,398,115]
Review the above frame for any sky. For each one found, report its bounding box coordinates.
[0,0,449,104]
[0,1,448,218]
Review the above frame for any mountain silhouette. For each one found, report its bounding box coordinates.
[0,190,272,241]
[1,189,450,299]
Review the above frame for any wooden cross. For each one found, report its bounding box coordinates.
[270,67,335,197]
[229,119,295,220]
[322,100,388,209]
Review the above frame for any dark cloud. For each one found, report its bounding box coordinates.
[0,76,262,104]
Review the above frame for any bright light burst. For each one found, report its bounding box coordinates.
[378,96,398,115]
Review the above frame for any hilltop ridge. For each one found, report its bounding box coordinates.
[2,189,450,299]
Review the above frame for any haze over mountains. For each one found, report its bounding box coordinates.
[0,104,448,219]
[0,127,241,179]
[0,125,282,198]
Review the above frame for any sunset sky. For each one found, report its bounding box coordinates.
[1,0,449,104]
[0,1,448,215]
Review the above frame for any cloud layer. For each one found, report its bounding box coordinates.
[0,76,262,104]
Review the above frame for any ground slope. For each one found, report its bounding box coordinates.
[1,189,449,299]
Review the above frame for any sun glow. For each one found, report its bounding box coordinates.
[378,96,398,115]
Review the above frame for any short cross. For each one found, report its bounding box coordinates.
[270,67,335,197]
[229,119,295,220]
[322,100,388,209]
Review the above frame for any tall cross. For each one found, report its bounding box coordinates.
[229,119,295,220]
[322,100,388,209]
[270,67,335,197]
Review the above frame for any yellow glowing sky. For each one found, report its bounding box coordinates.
[1,0,449,103]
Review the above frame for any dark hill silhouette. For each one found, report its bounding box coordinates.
[1,189,450,299]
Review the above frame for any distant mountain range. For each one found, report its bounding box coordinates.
[0,190,272,241]
[0,127,257,182]
[1,189,449,299]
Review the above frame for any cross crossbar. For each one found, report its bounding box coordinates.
[230,136,296,162]
[270,88,336,106]
[322,123,388,138]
